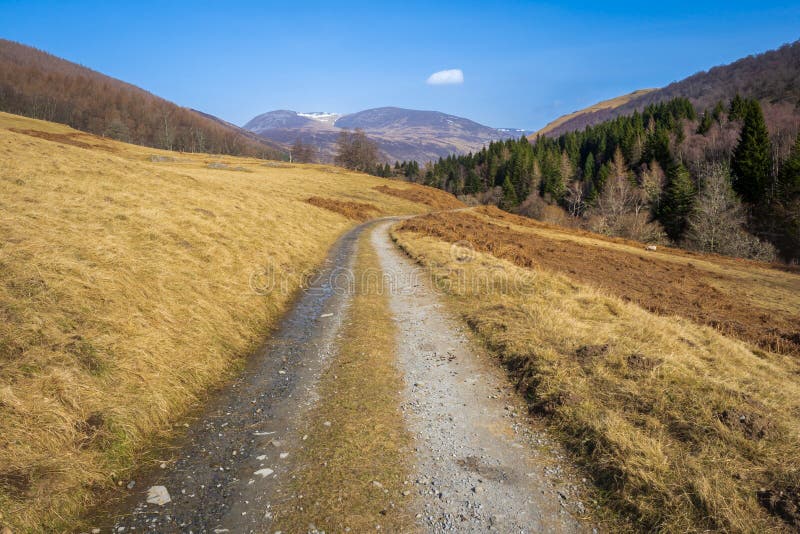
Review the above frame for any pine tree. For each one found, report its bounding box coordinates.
[712,100,725,124]
[729,94,746,121]
[659,163,696,240]
[583,152,595,182]
[500,175,519,210]
[697,110,713,135]
[465,170,482,194]
[731,99,772,204]
[778,133,800,199]
[771,135,800,260]
[540,150,566,201]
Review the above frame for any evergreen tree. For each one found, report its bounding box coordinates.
[500,175,519,210]
[766,133,800,260]
[590,161,613,202]
[712,100,726,123]
[728,94,746,121]
[778,133,800,199]
[731,99,772,204]
[540,150,566,201]
[659,164,696,240]
[465,169,482,194]
[643,128,672,170]
[583,152,595,182]
[697,110,713,135]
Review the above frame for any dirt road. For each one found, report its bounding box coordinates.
[99,219,590,533]
[373,222,589,533]
[102,224,364,532]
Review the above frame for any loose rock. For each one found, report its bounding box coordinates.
[146,485,171,506]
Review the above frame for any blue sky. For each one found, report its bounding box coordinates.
[1,1,798,129]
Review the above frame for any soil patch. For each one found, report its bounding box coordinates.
[306,196,381,221]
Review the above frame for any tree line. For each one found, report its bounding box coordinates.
[408,97,798,262]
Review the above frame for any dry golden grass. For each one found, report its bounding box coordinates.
[0,111,434,532]
[273,226,417,533]
[392,226,800,532]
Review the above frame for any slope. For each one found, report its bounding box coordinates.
[532,40,800,138]
[532,89,655,138]
[393,206,800,531]
[0,39,285,158]
[0,111,455,532]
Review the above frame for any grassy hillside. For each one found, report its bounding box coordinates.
[0,112,450,531]
[0,39,284,158]
[531,89,655,138]
[393,207,800,531]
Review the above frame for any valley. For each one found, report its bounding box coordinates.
[3,111,798,532]
[1,14,799,534]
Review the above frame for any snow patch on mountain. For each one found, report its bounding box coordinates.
[297,112,341,125]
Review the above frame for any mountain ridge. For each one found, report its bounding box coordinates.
[245,107,525,163]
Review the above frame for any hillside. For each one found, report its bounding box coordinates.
[393,206,800,531]
[0,111,455,531]
[430,92,800,262]
[0,39,285,158]
[532,40,800,138]
[532,89,655,137]
[244,106,519,163]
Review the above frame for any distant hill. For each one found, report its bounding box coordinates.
[532,89,655,138]
[0,39,285,159]
[532,40,800,138]
[244,107,522,163]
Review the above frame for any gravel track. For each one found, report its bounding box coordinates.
[99,223,366,533]
[372,221,592,533]
[95,218,594,533]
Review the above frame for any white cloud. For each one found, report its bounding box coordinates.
[426,69,464,85]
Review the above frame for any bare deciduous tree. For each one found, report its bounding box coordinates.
[685,163,777,260]
[594,149,646,227]
[640,159,666,209]
[565,179,586,217]
[291,138,315,163]
[334,129,380,173]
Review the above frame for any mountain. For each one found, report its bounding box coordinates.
[532,40,800,139]
[244,107,521,163]
[0,39,285,159]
